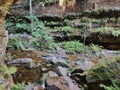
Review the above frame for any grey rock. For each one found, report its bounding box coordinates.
[45,77,69,90]
[43,54,71,68]
[56,66,68,76]
[45,77,83,90]
[7,58,32,64]
[25,83,44,90]
[63,77,84,90]
[42,68,47,72]
[102,50,120,56]
[78,61,95,71]
[48,71,58,77]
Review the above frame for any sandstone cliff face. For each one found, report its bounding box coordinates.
[9,0,88,16]
[0,0,16,66]
[0,0,17,89]
[89,0,120,9]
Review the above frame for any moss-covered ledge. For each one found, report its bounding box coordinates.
[86,56,120,83]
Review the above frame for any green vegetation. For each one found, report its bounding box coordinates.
[96,26,120,37]
[87,56,120,81]
[60,26,74,32]
[5,16,31,34]
[61,41,83,53]
[11,82,25,90]
[1,64,17,76]
[100,80,120,90]
[0,64,17,89]
[32,19,56,50]
[8,34,26,50]
[0,85,5,90]
[6,16,56,51]
[5,13,29,33]
[88,43,103,57]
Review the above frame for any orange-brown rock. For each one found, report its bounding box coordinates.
[0,0,19,90]
[0,0,20,65]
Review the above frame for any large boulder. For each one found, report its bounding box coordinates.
[45,77,82,90]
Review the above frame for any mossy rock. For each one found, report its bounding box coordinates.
[86,56,120,83]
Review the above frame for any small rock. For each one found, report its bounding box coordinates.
[25,83,34,90]
[33,85,44,90]
[56,66,68,76]
[39,73,49,84]
[45,77,69,90]
[7,58,32,64]
[42,68,47,72]
[102,50,120,56]
[78,61,95,71]
[0,80,4,84]
[48,71,58,77]
[25,83,44,90]
[42,54,67,65]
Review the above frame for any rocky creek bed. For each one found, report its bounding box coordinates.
[4,46,120,90]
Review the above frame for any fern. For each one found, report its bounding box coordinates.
[96,27,120,37]
[62,41,83,53]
